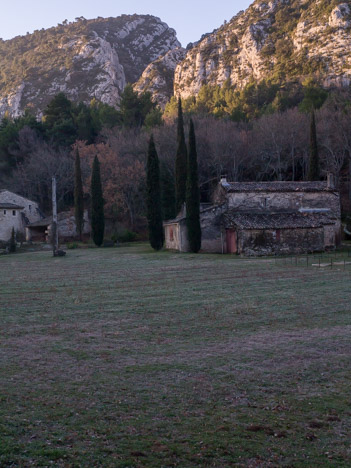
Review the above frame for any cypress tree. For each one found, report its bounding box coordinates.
[91,155,104,246]
[74,148,84,240]
[186,119,201,253]
[308,110,320,181]
[146,135,164,251]
[160,161,176,220]
[9,227,16,253]
[175,98,188,214]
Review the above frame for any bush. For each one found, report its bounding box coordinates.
[67,242,79,249]
[117,229,137,243]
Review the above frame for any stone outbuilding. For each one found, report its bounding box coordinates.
[164,176,342,256]
[0,190,43,242]
[26,209,91,242]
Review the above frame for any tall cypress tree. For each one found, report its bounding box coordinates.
[308,110,320,181]
[74,148,84,240]
[147,135,164,251]
[186,119,201,253]
[175,98,188,214]
[91,155,104,246]
[160,161,176,220]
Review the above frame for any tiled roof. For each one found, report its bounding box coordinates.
[221,181,332,192]
[0,203,24,209]
[224,211,335,230]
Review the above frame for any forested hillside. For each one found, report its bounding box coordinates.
[0,15,179,117]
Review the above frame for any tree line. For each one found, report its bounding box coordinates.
[1,85,351,245]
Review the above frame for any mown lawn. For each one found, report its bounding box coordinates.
[0,244,350,467]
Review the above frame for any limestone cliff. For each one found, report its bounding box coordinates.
[0,15,180,117]
[174,0,351,98]
[133,47,186,108]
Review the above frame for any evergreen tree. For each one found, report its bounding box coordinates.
[308,110,320,181]
[9,227,16,253]
[74,102,96,144]
[146,135,164,251]
[175,98,188,214]
[91,155,104,246]
[186,119,201,253]
[74,148,84,240]
[43,93,77,147]
[160,161,176,220]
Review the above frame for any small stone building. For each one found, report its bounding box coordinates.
[164,176,341,256]
[26,209,91,242]
[0,190,42,242]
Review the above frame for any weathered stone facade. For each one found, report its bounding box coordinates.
[0,190,42,241]
[27,210,91,242]
[164,178,342,256]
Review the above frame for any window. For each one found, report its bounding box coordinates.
[12,210,16,216]
[169,227,174,242]
[3,210,6,215]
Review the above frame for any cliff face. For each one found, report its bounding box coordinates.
[0,15,180,117]
[133,47,186,108]
[1,1,350,116]
[174,0,351,98]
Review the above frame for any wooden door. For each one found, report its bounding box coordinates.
[226,229,237,254]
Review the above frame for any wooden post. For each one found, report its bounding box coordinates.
[52,176,58,257]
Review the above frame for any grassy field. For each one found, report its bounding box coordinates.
[1,244,350,467]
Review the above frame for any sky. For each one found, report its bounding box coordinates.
[0,0,252,46]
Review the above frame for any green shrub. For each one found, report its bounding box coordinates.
[67,242,79,249]
[117,229,137,243]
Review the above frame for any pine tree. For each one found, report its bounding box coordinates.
[74,148,84,240]
[175,98,188,214]
[186,119,201,253]
[146,135,164,251]
[91,155,104,246]
[308,110,320,181]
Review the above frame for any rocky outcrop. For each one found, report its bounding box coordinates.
[133,47,186,108]
[174,0,351,98]
[0,15,180,117]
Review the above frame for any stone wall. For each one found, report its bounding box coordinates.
[0,190,41,224]
[164,205,225,253]
[0,209,24,242]
[164,222,182,251]
[238,227,325,256]
[227,190,341,217]
[52,210,90,241]
[200,205,225,253]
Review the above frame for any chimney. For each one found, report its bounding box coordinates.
[327,172,335,190]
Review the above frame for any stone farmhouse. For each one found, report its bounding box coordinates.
[164,175,341,256]
[0,190,43,242]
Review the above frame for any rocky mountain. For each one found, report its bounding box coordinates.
[133,47,186,108]
[0,15,180,117]
[174,0,351,98]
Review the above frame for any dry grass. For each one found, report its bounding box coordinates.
[0,244,350,467]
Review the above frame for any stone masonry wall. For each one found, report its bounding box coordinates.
[0,191,41,224]
[227,191,341,217]
[0,208,24,241]
[239,227,325,256]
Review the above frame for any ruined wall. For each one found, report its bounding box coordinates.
[239,227,325,256]
[56,210,90,240]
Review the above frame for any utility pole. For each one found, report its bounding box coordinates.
[52,176,59,256]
